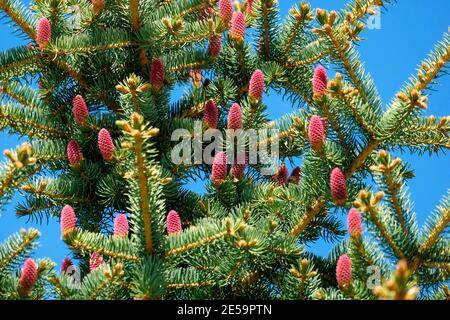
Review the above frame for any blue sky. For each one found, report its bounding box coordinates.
[0,0,449,267]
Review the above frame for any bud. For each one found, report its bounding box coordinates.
[92,0,105,16]
[289,166,301,185]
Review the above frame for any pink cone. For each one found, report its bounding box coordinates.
[227,103,242,130]
[18,258,38,297]
[219,0,233,23]
[67,140,83,166]
[289,166,301,185]
[150,58,164,92]
[61,205,76,236]
[330,168,347,204]
[336,255,352,287]
[249,69,265,100]
[98,128,115,161]
[36,17,51,48]
[61,258,73,273]
[204,99,219,129]
[313,65,328,96]
[208,34,222,57]
[89,253,103,271]
[167,210,182,235]
[308,115,326,151]
[212,151,228,181]
[72,95,89,125]
[347,208,362,239]
[230,12,246,42]
[231,153,247,180]
[114,213,129,238]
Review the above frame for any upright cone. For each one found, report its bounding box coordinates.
[60,205,76,237]
[67,140,83,166]
[204,99,219,129]
[72,95,89,125]
[219,0,233,24]
[98,128,115,161]
[313,65,328,96]
[18,258,38,297]
[230,12,246,43]
[167,210,182,235]
[36,17,51,48]
[114,214,129,238]
[227,103,242,130]
[212,151,228,182]
[330,168,347,205]
[150,58,164,93]
[336,255,352,287]
[249,69,265,101]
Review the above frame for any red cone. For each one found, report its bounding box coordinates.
[61,258,73,273]
[36,17,51,48]
[347,208,362,239]
[150,58,164,92]
[61,205,76,237]
[167,210,182,235]
[98,128,115,161]
[212,151,228,181]
[227,103,242,130]
[204,99,219,129]
[114,213,129,238]
[67,140,83,166]
[89,253,103,271]
[289,166,301,185]
[313,65,328,96]
[230,12,246,43]
[274,164,289,186]
[336,255,352,287]
[18,258,38,297]
[72,95,89,125]
[249,69,265,101]
[330,168,347,205]
[208,34,222,57]
[308,115,326,151]
[219,0,233,23]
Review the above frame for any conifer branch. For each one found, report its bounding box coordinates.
[134,133,154,255]
[290,199,325,237]
[419,207,450,255]
[0,228,39,270]
[0,0,36,39]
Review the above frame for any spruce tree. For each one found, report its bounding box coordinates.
[0,0,449,300]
